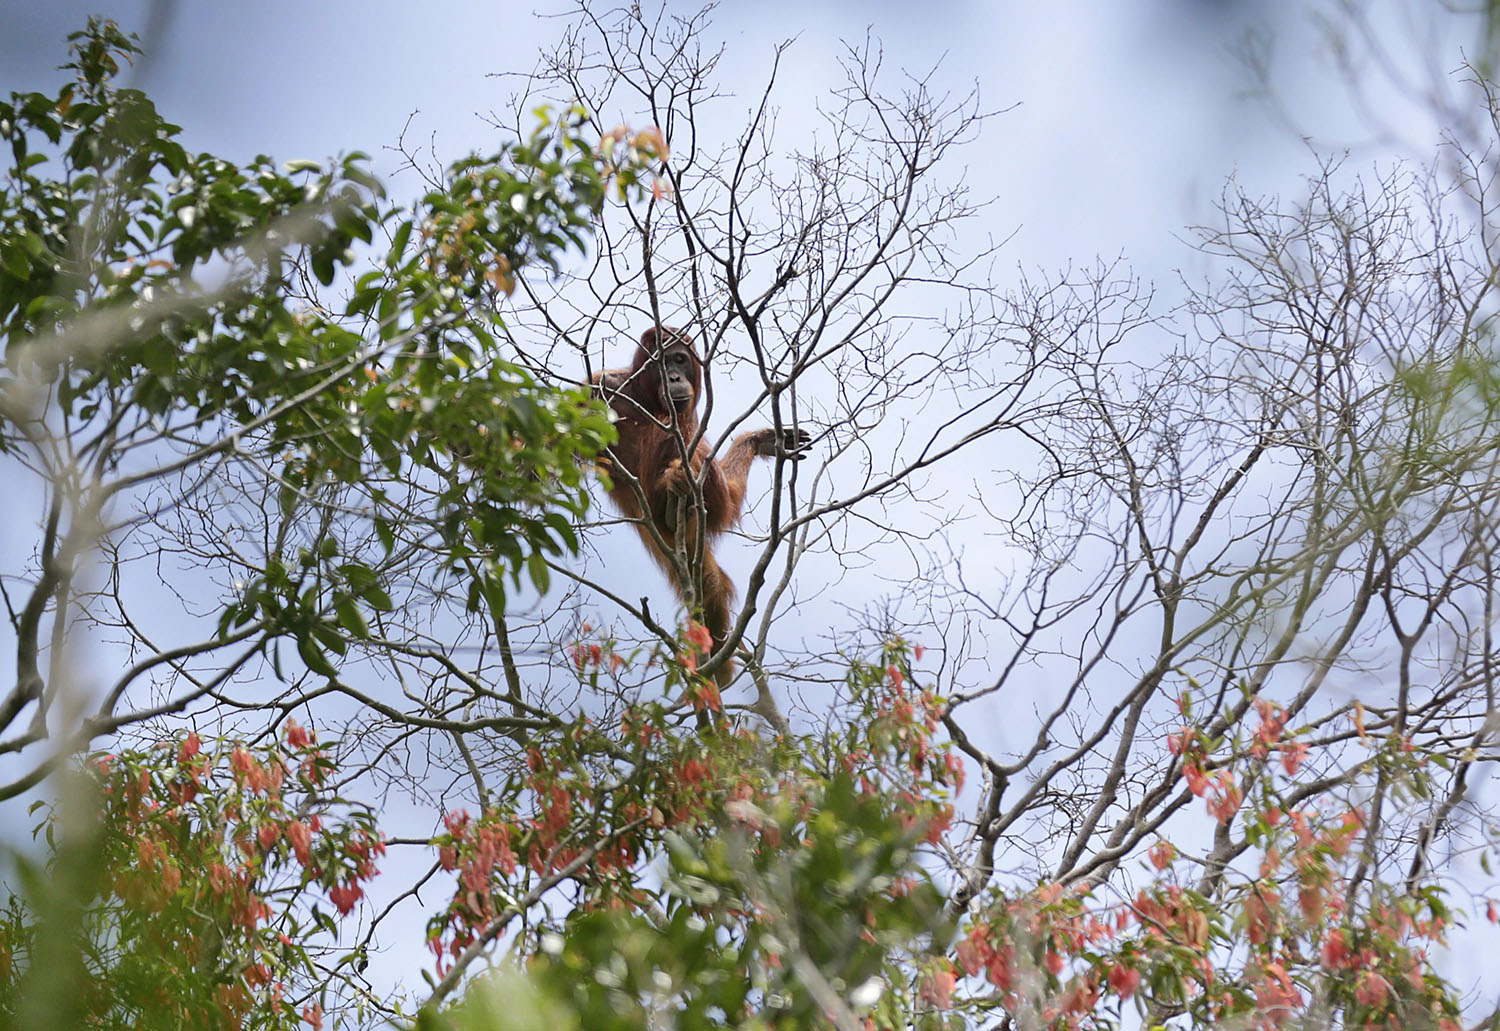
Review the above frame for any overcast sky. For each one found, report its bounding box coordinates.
[0,0,1348,660]
[3,0,1485,1001]
[0,0,1386,277]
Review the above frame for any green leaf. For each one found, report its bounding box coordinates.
[347,285,381,318]
[363,584,394,612]
[296,633,338,678]
[313,621,348,657]
[311,251,335,286]
[526,551,550,595]
[338,562,377,590]
[387,220,412,265]
[1,244,31,280]
[333,593,369,639]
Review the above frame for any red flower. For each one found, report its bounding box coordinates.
[284,719,313,749]
[923,804,954,845]
[1298,884,1324,925]
[1182,760,1208,796]
[1254,962,1302,1028]
[1108,963,1141,999]
[1244,885,1279,946]
[955,925,991,976]
[919,967,955,1009]
[1205,772,1242,824]
[684,622,713,653]
[285,820,313,866]
[1280,741,1308,776]
[943,750,965,790]
[1320,928,1350,968]
[328,881,362,916]
[1354,970,1391,1008]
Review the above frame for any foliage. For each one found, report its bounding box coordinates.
[422,642,958,1029]
[944,695,1464,1031]
[0,17,619,702]
[5,7,1500,1031]
[0,726,379,1030]
[0,15,639,1028]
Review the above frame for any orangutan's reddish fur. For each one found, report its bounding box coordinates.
[593,327,805,671]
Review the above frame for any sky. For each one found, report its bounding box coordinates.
[2,0,1488,1004]
[0,0,1337,276]
[0,0,1352,705]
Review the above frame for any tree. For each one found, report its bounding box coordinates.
[0,16,623,804]
[0,12,964,1029]
[0,15,631,1027]
[1,727,382,1030]
[5,5,1500,1031]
